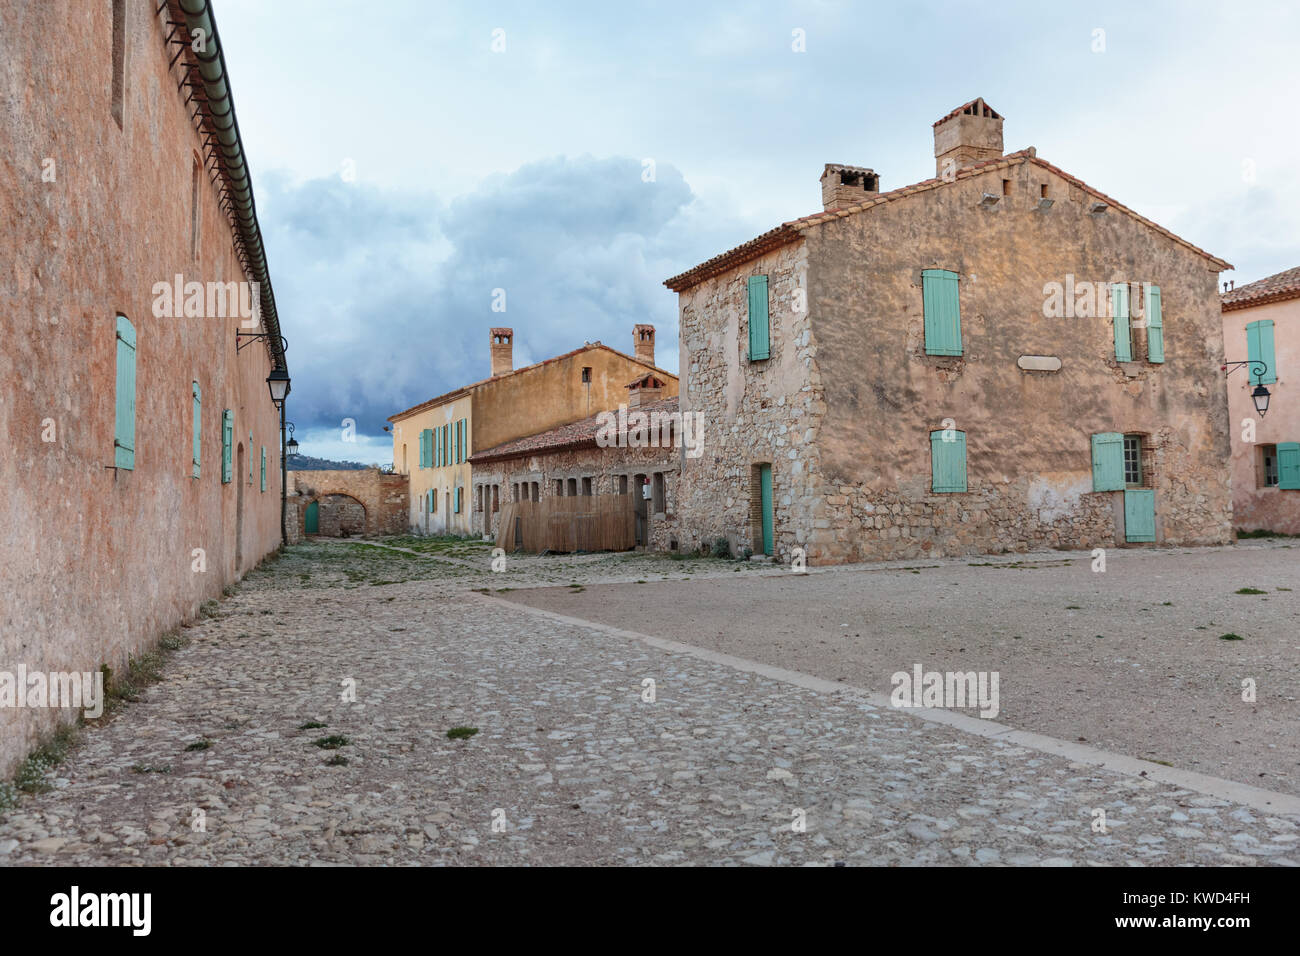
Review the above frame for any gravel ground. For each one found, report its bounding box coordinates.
[0,539,1295,866]
[501,541,1300,796]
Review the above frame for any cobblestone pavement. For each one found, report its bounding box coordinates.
[1,540,1296,866]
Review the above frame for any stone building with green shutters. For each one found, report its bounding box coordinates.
[662,99,1235,565]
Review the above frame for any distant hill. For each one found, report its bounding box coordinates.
[288,455,380,471]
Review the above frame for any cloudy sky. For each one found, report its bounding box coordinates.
[213,0,1300,464]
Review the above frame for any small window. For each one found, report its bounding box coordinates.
[531,482,539,502]
[1260,444,1279,488]
[619,475,628,495]
[111,0,126,129]
[567,478,577,497]
[114,315,137,470]
[1123,435,1143,487]
[554,478,564,497]
[581,366,591,384]
[1040,183,1049,199]
[582,477,593,496]
[1001,178,1011,196]
[652,473,665,512]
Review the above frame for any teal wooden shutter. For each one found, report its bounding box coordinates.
[113,315,137,469]
[457,419,464,462]
[929,430,968,492]
[1123,489,1156,542]
[1091,432,1124,491]
[1246,320,1277,384]
[1111,284,1132,361]
[191,381,202,478]
[1278,443,1300,490]
[759,464,774,555]
[455,486,462,513]
[260,447,266,491]
[221,409,234,483]
[747,275,770,360]
[922,270,962,356]
[1146,285,1164,363]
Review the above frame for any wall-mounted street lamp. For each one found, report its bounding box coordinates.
[286,422,299,459]
[1222,359,1271,417]
[267,367,291,406]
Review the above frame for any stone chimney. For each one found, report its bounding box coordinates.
[489,327,513,377]
[633,324,655,366]
[626,373,665,408]
[933,98,1003,177]
[820,164,879,211]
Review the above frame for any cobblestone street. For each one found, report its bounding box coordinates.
[1,540,1297,866]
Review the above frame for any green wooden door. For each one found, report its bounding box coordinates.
[304,500,319,534]
[759,464,774,556]
[1123,489,1155,543]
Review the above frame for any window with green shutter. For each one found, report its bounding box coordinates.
[260,447,266,492]
[1111,283,1132,362]
[1278,442,1300,490]
[455,486,462,513]
[1246,320,1277,384]
[1145,285,1164,363]
[419,428,431,468]
[922,270,962,356]
[747,275,770,361]
[114,314,137,470]
[221,409,234,483]
[191,381,201,478]
[929,429,968,492]
[1091,432,1124,491]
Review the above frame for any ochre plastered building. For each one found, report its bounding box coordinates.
[1221,267,1300,533]
[0,0,289,773]
[389,326,676,535]
[665,99,1235,565]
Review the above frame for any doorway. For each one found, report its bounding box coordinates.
[304,499,319,534]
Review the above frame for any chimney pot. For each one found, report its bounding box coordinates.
[490,327,513,377]
[933,97,1004,178]
[633,324,656,366]
[820,164,879,212]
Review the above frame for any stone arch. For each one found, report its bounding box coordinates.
[309,492,367,537]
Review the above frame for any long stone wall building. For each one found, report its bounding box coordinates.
[665,99,1234,565]
[0,0,290,774]
[1221,267,1300,533]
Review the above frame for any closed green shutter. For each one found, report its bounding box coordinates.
[1278,443,1300,490]
[1146,285,1164,363]
[260,447,266,491]
[1091,432,1124,491]
[759,464,774,555]
[113,315,137,469]
[455,486,462,513]
[458,419,464,462]
[929,430,968,492]
[191,381,202,478]
[747,275,770,361]
[249,431,253,481]
[1111,283,1132,362]
[221,409,234,483]
[419,429,430,468]
[922,270,962,356]
[1124,489,1156,542]
[1246,320,1277,384]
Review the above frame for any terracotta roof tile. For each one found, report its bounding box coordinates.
[1221,265,1300,311]
[471,397,680,463]
[932,97,1002,127]
[663,150,1231,292]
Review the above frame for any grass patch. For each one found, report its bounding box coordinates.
[446,727,479,740]
[12,725,79,795]
[313,735,351,750]
[184,739,212,752]
[1219,633,1244,641]
[1142,758,1175,767]
[1236,528,1299,539]
[299,721,327,730]
[1234,587,1267,595]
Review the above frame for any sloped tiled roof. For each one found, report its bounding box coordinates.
[1221,265,1300,312]
[388,343,677,422]
[471,397,679,464]
[664,149,1231,292]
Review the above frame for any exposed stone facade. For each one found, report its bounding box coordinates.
[667,103,1234,566]
[288,469,408,539]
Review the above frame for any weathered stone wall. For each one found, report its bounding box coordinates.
[1222,296,1300,534]
[475,444,679,549]
[0,0,285,775]
[674,158,1234,565]
[674,241,822,559]
[289,469,408,537]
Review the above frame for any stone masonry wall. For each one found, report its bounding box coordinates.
[289,469,408,538]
